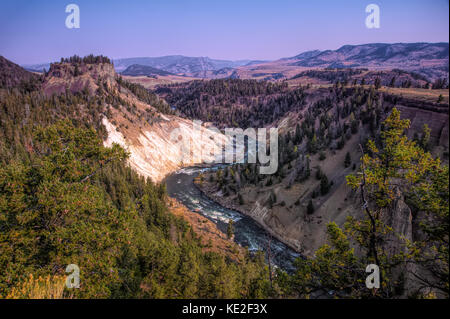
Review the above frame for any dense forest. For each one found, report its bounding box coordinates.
[291,68,436,89]
[59,54,112,65]
[159,79,304,128]
[0,59,273,298]
[288,109,449,298]
[0,56,448,299]
[202,108,448,298]
[196,83,449,298]
[291,68,366,82]
[157,77,440,131]
[198,85,389,210]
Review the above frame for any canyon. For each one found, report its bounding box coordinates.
[37,57,448,258]
[1,50,448,297]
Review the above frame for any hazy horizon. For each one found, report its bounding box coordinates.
[1,0,449,65]
[13,41,449,68]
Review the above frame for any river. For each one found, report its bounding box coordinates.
[164,166,301,272]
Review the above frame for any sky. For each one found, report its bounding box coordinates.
[0,0,448,65]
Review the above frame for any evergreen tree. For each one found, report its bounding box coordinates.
[227,220,234,239]
[238,193,244,205]
[374,77,381,89]
[308,134,318,154]
[307,200,314,215]
[320,174,330,195]
[319,151,326,161]
[286,108,449,298]
[315,166,322,180]
[294,123,302,144]
[389,76,396,88]
[344,152,351,168]
[420,124,431,151]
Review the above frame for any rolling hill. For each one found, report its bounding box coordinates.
[120,64,175,76]
[112,55,258,76]
[232,42,449,81]
[0,55,40,88]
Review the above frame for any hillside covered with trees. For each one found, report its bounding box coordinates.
[0,56,273,298]
[193,82,449,298]
[0,55,448,299]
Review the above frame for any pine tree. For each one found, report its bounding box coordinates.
[308,134,318,154]
[307,200,314,215]
[74,64,81,77]
[315,166,322,180]
[374,77,381,89]
[344,152,351,168]
[288,108,449,298]
[295,123,301,144]
[389,76,396,88]
[227,220,234,239]
[319,151,326,161]
[320,174,330,195]
[345,108,449,297]
[420,124,431,151]
[238,193,244,205]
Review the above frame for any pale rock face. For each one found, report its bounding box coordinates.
[102,116,234,182]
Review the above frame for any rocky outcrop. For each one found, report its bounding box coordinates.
[103,116,232,183]
[38,60,236,183]
[383,191,413,256]
[382,190,431,298]
[397,105,449,148]
[43,62,117,96]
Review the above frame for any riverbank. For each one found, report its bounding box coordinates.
[164,167,300,271]
[168,198,246,262]
[193,177,304,255]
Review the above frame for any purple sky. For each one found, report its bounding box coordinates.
[0,0,448,65]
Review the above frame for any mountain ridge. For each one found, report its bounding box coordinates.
[21,42,449,81]
[121,64,175,76]
[286,42,449,80]
[112,55,258,75]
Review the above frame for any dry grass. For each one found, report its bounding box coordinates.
[123,75,199,89]
[379,87,449,104]
[5,274,70,299]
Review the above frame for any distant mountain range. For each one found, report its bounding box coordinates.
[284,42,449,80]
[120,64,175,77]
[112,56,265,77]
[229,42,449,81]
[288,43,449,66]
[21,42,448,80]
[23,56,266,78]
